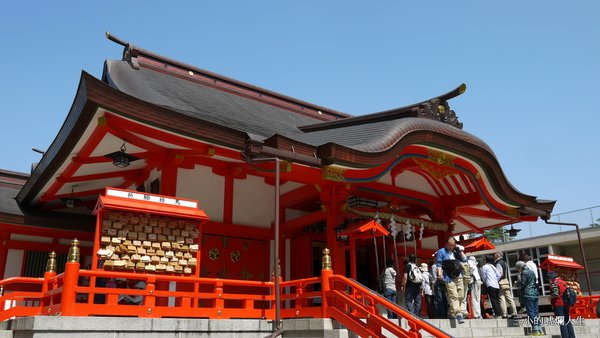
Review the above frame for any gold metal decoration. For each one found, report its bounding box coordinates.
[414,149,457,179]
[208,248,220,261]
[322,166,346,182]
[68,239,80,263]
[506,207,520,218]
[428,149,455,166]
[45,251,57,273]
[230,250,241,262]
[322,248,332,270]
[414,158,455,179]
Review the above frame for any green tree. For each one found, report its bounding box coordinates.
[484,227,513,243]
[589,218,600,227]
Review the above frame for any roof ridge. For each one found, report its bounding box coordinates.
[106,32,350,122]
[299,84,467,132]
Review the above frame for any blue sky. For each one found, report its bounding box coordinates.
[1,2,599,233]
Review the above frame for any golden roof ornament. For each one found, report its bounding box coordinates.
[68,238,80,263]
[322,248,332,270]
[45,251,57,273]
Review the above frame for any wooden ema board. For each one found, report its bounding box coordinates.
[94,188,208,276]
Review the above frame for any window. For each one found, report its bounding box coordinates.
[23,251,68,277]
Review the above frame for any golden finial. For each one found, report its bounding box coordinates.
[68,238,80,263]
[322,248,332,270]
[45,251,57,272]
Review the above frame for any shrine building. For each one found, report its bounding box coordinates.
[0,33,555,289]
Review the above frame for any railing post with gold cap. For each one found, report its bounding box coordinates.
[60,239,80,316]
[42,251,57,310]
[320,248,333,317]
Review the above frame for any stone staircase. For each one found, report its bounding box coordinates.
[0,316,598,337]
[384,317,600,338]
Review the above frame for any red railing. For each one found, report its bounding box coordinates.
[0,277,45,320]
[39,262,275,319]
[326,275,451,338]
[1,256,454,337]
[571,295,600,318]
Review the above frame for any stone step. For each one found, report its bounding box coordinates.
[384,318,600,338]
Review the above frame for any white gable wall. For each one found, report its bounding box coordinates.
[176,165,224,222]
[233,174,275,228]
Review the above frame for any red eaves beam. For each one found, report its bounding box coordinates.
[56,169,144,183]
[39,124,108,204]
[104,113,240,160]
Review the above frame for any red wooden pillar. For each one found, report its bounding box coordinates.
[349,238,357,280]
[223,175,233,224]
[157,161,179,306]
[61,261,80,316]
[0,234,8,279]
[321,184,349,276]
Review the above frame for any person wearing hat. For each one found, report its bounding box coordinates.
[548,271,576,338]
[467,256,483,319]
[516,261,543,336]
[419,262,434,318]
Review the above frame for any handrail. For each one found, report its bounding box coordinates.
[0,277,45,322]
[571,295,600,318]
[328,275,453,338]
[33,266,278,319]
[1,263,455,337]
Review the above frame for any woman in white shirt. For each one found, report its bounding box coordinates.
[481,255,502,318]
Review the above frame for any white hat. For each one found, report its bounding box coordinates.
[419,263,428,272]
[468,256,477,262]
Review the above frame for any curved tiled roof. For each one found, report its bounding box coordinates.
[105,59,493,157]
[12,38,554,218]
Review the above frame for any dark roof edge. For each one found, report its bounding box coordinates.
[300,84,467,132]
[16,72,96,205]
[105,32,351,121]
[0,169,30,180]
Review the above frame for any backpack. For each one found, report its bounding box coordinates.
[442,259,464,279]
[562,284,577,306]
[408,263,423,284]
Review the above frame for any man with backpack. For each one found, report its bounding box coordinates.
[548,271,576,338]
[435,237,468,323]
[401,254,422,316]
